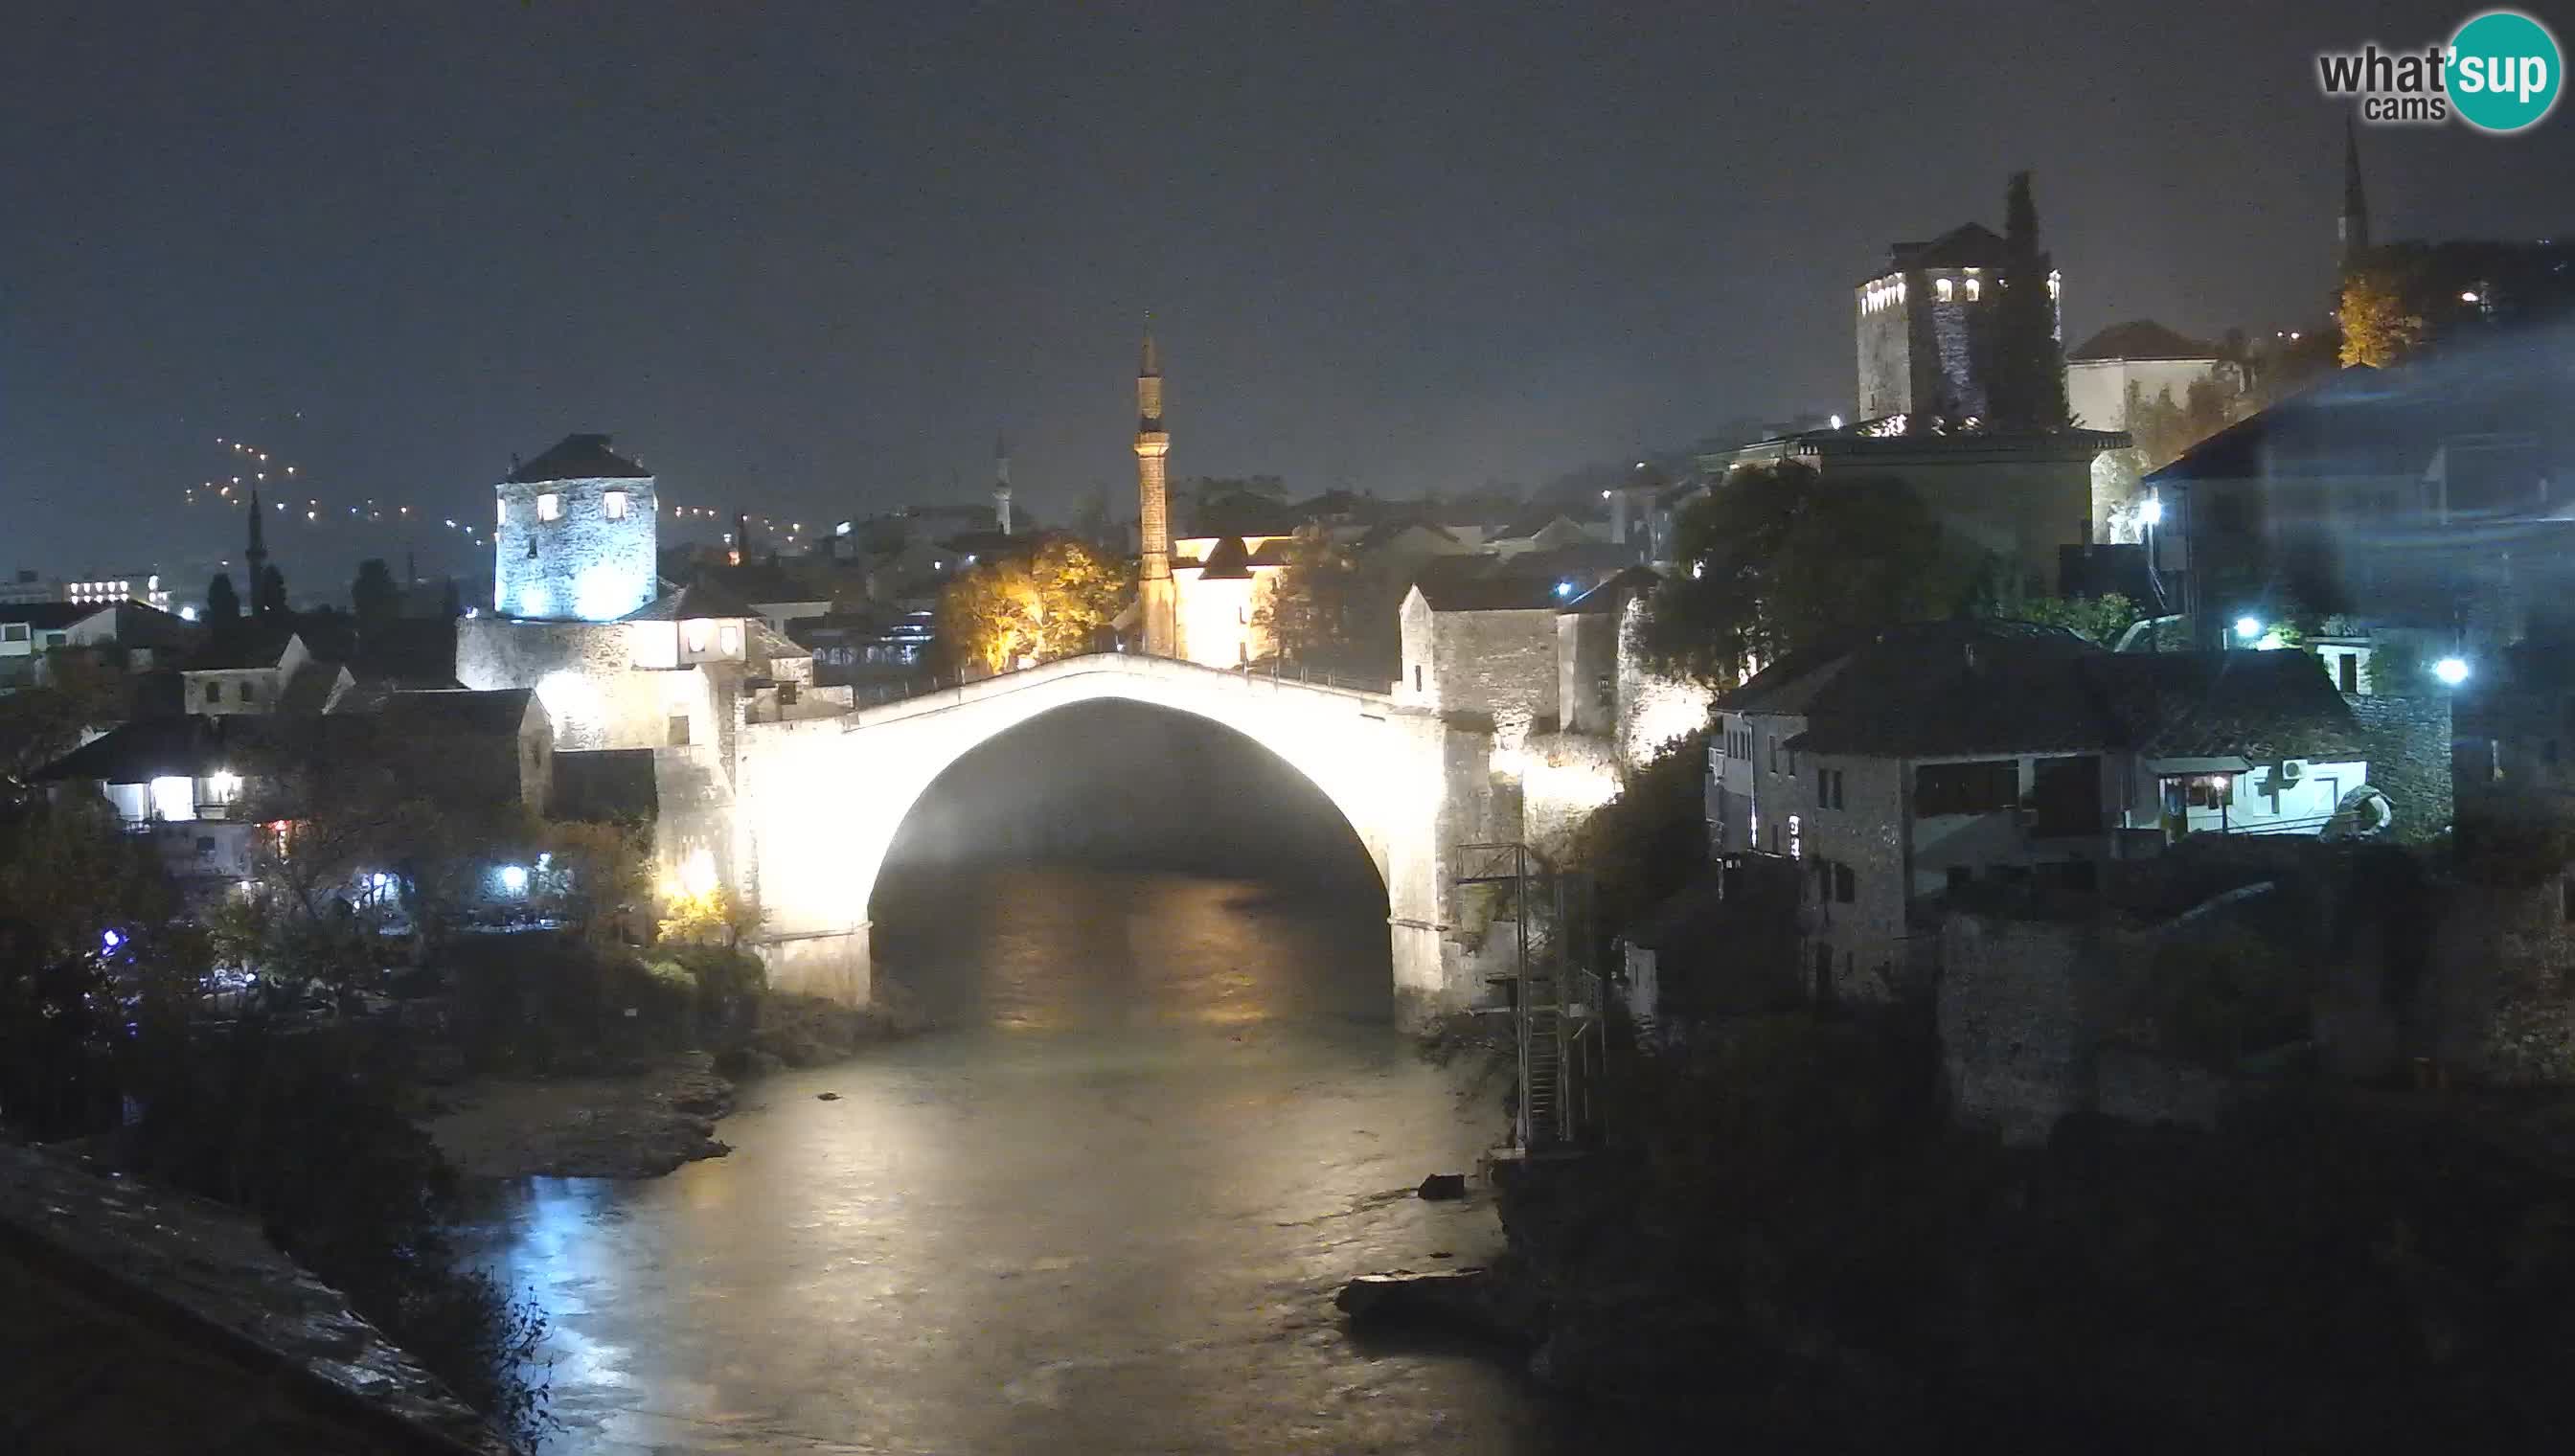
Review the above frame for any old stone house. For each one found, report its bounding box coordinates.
[1712,621,2370,1003]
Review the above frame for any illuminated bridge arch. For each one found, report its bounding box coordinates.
[732,653,1471,1023]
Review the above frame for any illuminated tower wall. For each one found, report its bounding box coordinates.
[493,433,659,623]
[1134,329,1178,656]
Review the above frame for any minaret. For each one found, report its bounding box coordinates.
[2338,117,2371,271]
[244,487,270,614]
[1134,322,1177,656]
[992,430,1014,536]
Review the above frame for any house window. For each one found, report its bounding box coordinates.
[1816,767,1844,809]
[0,624,25,643]
[537,492,563,522]
[1964,277,1982,302]
[718,624,741,656]
[1768,737,1779,773]
[2183,774,2233,808]
[684,619,712,653]
[604,489,628,521]
[1914,760,2018,817]
[1414,666,1424,692]
[239,680,257,703]
[2336,652,2359,694]
[1936,277,1955,302]
[668,714,692,746]
[497,499,509,527]
[204,680,223,703]
[1834,862,1856,903]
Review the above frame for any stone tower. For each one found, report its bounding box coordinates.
[1133,325,1177,656]
[493,433,658,622]
[2338,118,2372,271]
[992,430,1014,536]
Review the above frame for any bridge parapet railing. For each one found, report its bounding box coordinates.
[827,650,1394,715]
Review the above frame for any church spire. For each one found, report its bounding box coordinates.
[245,488,268,577]
[1133,318,1176,656]
[2339,117,2371,270]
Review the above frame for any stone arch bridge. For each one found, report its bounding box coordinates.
[731,652,1528,1024]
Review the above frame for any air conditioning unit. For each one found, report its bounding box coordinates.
[2276,760,2304,784]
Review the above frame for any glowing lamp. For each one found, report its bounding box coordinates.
[498,864,530,894]
[102,929,124,951]
[2234,617,2263,641]
[2434,656,2471,687]
[2140,495,2164,526]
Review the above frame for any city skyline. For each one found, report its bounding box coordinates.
[7,1,2572,583]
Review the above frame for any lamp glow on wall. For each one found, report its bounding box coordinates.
[2434,656,2471,686]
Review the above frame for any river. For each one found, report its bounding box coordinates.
[467,864,1589,1454]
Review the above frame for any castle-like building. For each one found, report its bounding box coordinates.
[1854,222,2062,422]
[457,432,849,889]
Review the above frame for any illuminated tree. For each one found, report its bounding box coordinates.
[936,535,1125,673]
[2124,373,2245,472]
[2337,267,2426,368]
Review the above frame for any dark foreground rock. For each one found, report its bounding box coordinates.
[1335,1266,1545,1348]
[0,1143,521,1454]
[425,1051,735,1179]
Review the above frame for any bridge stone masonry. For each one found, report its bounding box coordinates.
[733,651,1524,1027]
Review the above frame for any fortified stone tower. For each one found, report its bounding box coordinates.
[1133,326,1177,656]
[494,433,658,622]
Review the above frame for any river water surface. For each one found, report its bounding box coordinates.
[468,866,1584,1454]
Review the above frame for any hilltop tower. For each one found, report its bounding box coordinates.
[1134,324,1177,656]
[993,430,1014,536]
[2338,118,2372,270]
[493,433,658,621]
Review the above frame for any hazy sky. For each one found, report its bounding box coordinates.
[6,1,2570,591]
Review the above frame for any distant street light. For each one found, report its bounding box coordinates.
[2434,656,2471,686]
[2461,290,2481,304]
[2235,616,2264,641]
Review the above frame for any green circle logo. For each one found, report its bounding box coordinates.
[2448,10,2562,132]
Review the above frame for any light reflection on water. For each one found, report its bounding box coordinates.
[463,867,1584,1454]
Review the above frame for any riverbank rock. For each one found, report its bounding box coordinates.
[425,1051,738,1179]
[1334,1267,1544,1347]
[1417,1172,1468,1200]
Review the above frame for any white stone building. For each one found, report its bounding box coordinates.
[2062,320,2239,434]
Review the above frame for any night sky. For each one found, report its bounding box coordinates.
[6,1,2569,589]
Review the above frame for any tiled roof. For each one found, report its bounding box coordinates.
[1731,621,2359,763]
[508,433,649,484]
[181,625,301,671]
[0,603,92,630]
[2068,320,2223,363]
[1196,535,1254,580]
[1876,221,2014,276]
[621,581,760,623]
[370,688,536,737]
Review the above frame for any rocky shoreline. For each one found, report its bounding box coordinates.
[423,1050,739,1179]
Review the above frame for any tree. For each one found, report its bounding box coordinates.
[1992,171,2069,429]
[658,880,762,947]
[206,571,241,625]
[2125,372,2246,472]
[1980,587,2143,647]
[255,563,289,619]
[1638,463,1978,686]
[0,652,128,797]
[2338,265,2427,368]
[1251,526,1357,668]
[351,557,399,628]
[935,535,1124,673]
[539,819,652,945]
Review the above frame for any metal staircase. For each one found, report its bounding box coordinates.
[1455,842,1601,1152]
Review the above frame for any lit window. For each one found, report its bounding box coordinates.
[719,624,741,655]
[537,492,563,522]
[1964,277,1981,302]
[604,490,628,521]
[684,619,712,653]
[1936,278,1954,303]
[497,499,509,527]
